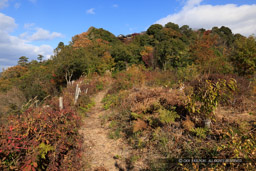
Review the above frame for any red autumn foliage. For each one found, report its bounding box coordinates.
[0,104,83,170]
[190,33,218,65]
[140,46,155,67]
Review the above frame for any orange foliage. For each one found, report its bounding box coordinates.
[0,79,12,92]
[191,34,218,65]
[1,65,28,79]
[133,119,148,133]
[72,32,92,48]
[140,46,154,67]
[95,38,109,45]
[162,27,182,38]
[72,30,110,49]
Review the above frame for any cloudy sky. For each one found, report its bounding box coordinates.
[0,0,255,71]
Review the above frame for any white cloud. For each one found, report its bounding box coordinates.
[0,29,53,70]
[21,23,64,41]
[86,8,95,14]
[24,23,35,29]
[185,0,202,8]
[0,13,58,71]
[0,0,8,9]
[0,65,11,71]
[156,0,256,36]
[23,28,64,41]
[0,13,17,32]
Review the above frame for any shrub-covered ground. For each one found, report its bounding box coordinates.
[0,75,108,170]
[102,66,256,170]
[1,22,256,170]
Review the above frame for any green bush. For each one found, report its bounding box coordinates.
[176,64,199,82]
[158,108,180,125]
[96,81,104,90]
[102,94,119,110]
[186,78,237,119]
[190,127,208,139]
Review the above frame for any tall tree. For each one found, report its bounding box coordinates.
[140,46,155,68]
[18,56,29,67]
[231,36,256,76]
[146,24,163,36]
[156,39,188,70]
[165,22,179,31]
[37,54,44,63]
[54,42,65,56]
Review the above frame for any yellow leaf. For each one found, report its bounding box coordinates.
[33,162,38,168]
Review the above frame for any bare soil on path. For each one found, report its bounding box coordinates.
[79,88,133,171]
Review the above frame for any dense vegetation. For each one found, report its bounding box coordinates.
[0,23,256,170]
[102,66,256,170]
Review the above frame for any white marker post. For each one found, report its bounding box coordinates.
[59,97,63,110]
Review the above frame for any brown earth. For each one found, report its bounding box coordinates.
[216,107,256,123]
[79,88,138,171]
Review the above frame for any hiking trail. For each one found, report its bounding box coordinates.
[79,88,132,171]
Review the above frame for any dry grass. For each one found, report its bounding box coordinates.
[0,87,25,117]
[133,119,148,133]
[123,87,186,115]
[182,116,195,131]
[216,106,256,123]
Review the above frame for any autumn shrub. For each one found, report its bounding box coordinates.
[111,66,179,92]
[253,79,256,95]
[230,76,256,112]
[0,79,12,92]
[216,128,256,166]
[189,74,255,113]
[0,106,83,170]
[0,66,28,92]
[52,75,108,109]
[77,95,95,114]
[186,77,237,122]
[104,87,187,151]
[122,88,185,152]
[84,75,110,95]
[190,127,208,139]
[149,120,256,170]
[110,65,146,92]
[102,93,120,110]
[16,64,58,101]
[176,64,200,82]
[0,87,26,124]
[104,81,256,170]
[0,74,112,170]
[144,70,176,88]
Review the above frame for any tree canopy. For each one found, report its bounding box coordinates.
[0,24,255,101]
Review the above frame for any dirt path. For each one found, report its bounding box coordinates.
[216,107,256,123]
[79,88,132,171]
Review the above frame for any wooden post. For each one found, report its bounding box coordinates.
[59,97,63,110]
[204,118,211,129]
[74,84,81,104]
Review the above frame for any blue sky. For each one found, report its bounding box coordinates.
[0,0,256,71]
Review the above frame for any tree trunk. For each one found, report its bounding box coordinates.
[65,70,73,86]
